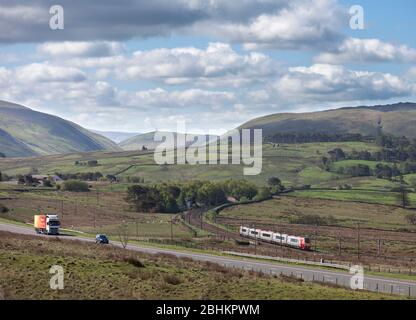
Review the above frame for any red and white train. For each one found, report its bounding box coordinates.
[239,226,311,251]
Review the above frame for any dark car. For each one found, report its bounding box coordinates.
[95,234,109,244]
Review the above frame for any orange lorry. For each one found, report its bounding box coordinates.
[34,214,60,235]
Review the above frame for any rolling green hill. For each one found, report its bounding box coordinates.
[240,102,416,139]
[0,100,121,157]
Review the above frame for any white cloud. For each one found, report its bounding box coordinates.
[274,64,413,102]
[38,42,125,58]
[116,42,279,87]
[15,63,87,83]
[190,0,346,50]
[315,38,416,64]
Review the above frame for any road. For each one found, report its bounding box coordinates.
[1,222,415,298]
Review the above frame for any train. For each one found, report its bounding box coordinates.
[239,226,311,251]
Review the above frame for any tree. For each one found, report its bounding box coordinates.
[117,223,130,249]
[196,182,227,206]
[106,174,117,183]
[393,185,410,208]
[62,180,89,192]
[0,152,5,158]
[125,185,166,212]
[254,187,271,201]
[267,177,281,187]
[328,148,346,161]
[223,179,258,200]
[0,203,8,213]
[87,160,98,167]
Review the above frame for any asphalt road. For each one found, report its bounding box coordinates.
[1,222,416,298]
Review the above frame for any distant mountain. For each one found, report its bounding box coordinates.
[0,100,121,157]
[240,102,416,139]
[90,130,141,143]
[119,131,219,151]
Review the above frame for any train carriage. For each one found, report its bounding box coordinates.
[239,226,311,251]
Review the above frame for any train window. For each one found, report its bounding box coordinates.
[290,239,299,243]
[262,233,271,238]
[241,228,247,232]
[251,231,258,235]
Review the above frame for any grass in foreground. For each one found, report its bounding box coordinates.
[0,232,404,300]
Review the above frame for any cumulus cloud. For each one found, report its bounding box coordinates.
[15,63,87,83]
[274,64,413,102]
[38,42,124,58]
[114,43,279,87]
[0,0,345,51]
[190,0,346,50]
[1,59,415,133]
[315,38,416,64]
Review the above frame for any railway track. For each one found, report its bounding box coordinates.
[184,208,315,254]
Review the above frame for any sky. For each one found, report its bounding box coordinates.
[0,0,415,134]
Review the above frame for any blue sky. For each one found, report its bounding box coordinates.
[0,0,415,134]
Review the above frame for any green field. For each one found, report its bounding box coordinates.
[292,189,416,207]
[0,141,392,188]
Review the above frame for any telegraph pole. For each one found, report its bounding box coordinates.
[377,239,381,257]
[357,222,361,261]
[171,216,174,241]
[61,199,64,221]
[94,189,99,229]
[136,219,139,238]
[338,236,342,256]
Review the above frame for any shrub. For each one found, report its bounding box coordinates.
[87,160,98,167]
[62,180,89,192]
[123,256,145,268]
[128,176,144,183]
[163,274,182,285]
[0,204,8,213]
[405,213,416,225]
[253,187,271,201]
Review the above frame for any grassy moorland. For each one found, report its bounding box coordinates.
[220,196,416,231]
[0,141,390,187]
[0,232,403,300]
[0,187,194,239]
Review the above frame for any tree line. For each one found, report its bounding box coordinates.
[322,147,416,179]
[125,178,284,213]
[265,132,366,144]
